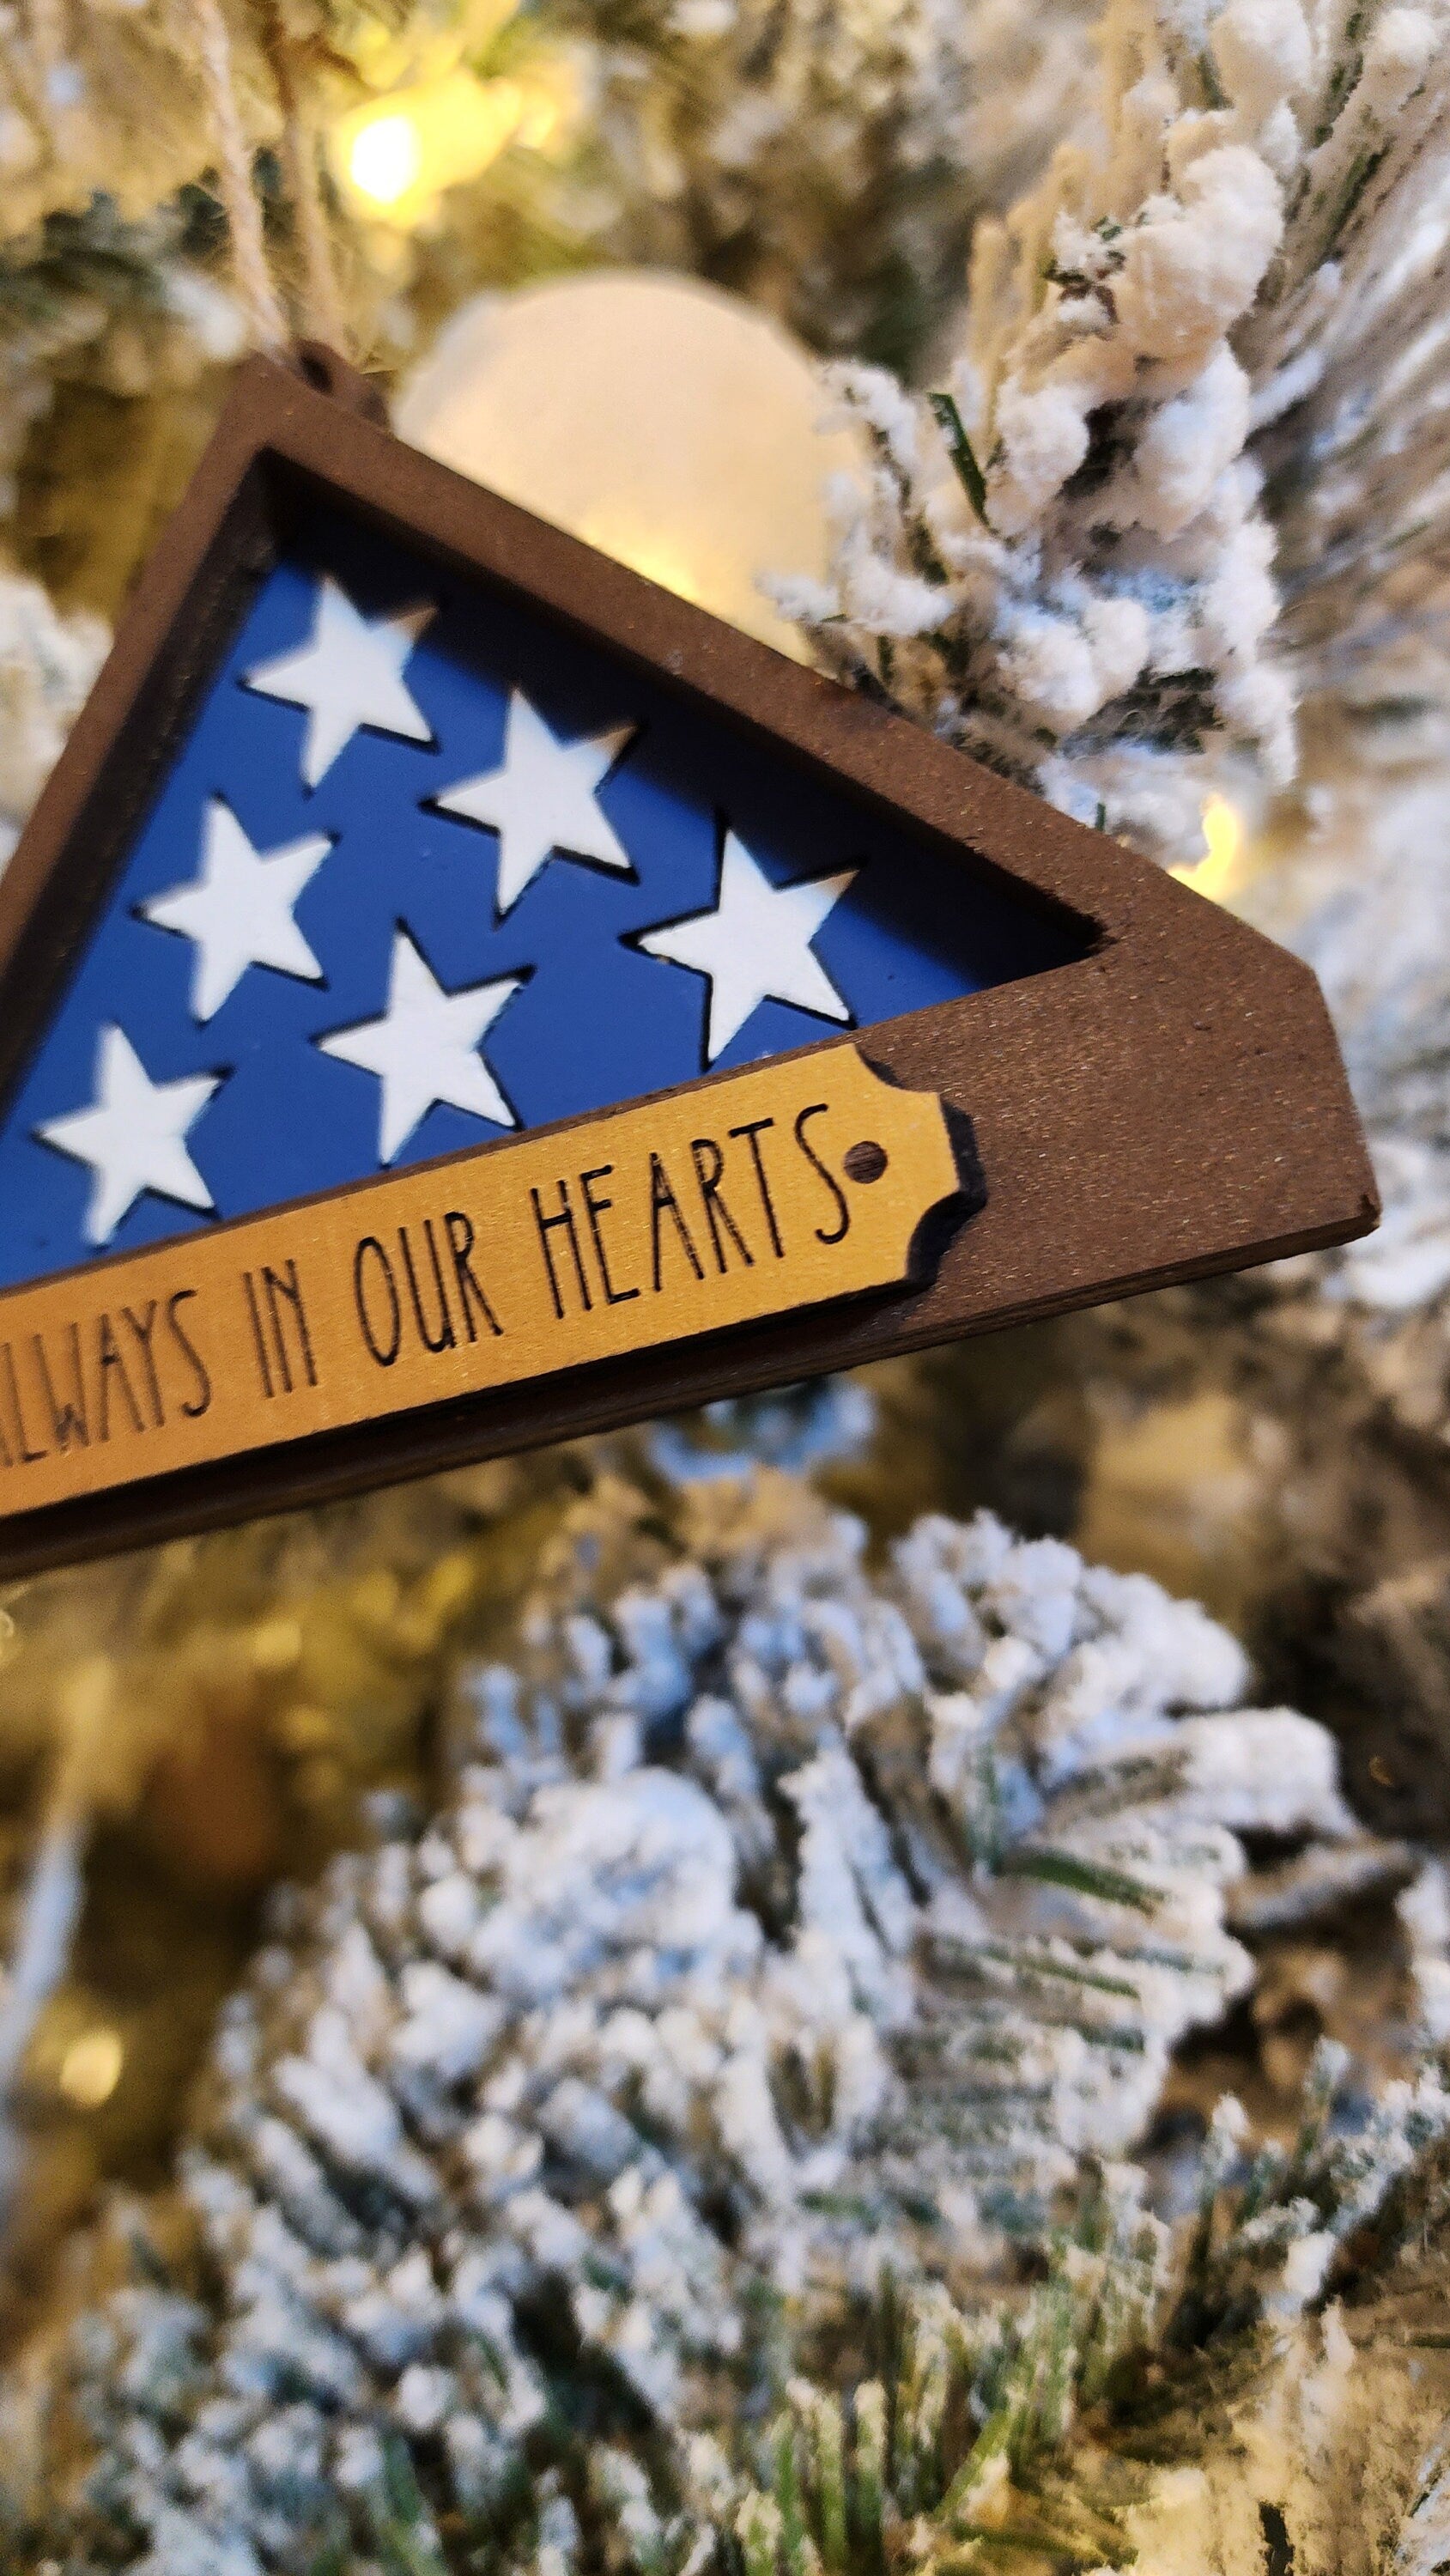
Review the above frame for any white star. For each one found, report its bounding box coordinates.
[434,688,635,916]
[38,1026,221,1245]
[318,927,524,1163]
[637,831,856,1063]
[243,574,434,787]
[140,798,332,1022]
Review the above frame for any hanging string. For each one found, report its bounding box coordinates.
[185,0,291,355]
[262,7,349,355]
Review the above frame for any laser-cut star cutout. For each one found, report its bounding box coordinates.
[37,1026,221,1244]
[243,574,434,787]
[434,688,635,916]
[317,927,524,1163]
[141,798,332,1022]
[637,831,855,1062]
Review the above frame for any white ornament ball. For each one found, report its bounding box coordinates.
[396,270,859,661]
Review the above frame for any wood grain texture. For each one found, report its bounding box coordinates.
[0,1049,966,1517]
[0,355,1378,1573]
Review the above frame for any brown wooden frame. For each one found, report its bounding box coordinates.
[0,354,1376,1571]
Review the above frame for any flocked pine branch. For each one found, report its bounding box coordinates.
[0,196,252,854]
[0,562,105,861]
[544,0,1096,365]
[720,2035,1450,2576]
[10,1462,1438,2571]
[780,0,1450,864]
[0,0,428,249]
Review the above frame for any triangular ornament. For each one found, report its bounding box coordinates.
[0,354,1375,1572]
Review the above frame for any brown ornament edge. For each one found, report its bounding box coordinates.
[0,355,1378,1574]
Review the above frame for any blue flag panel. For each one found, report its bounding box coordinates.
[0,507,1086,1290]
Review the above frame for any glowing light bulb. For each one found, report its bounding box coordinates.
[333,70,548,224]
[397,273,866,659]
[348,111,422,206]
[1172,793,1244,901]
[59,2026,124,2109]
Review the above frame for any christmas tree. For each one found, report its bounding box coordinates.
[2,0,1450,2563]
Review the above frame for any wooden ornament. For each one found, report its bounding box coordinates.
[0,352,1375,1573]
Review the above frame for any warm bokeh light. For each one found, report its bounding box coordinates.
[1171,793,1244,901]
[348,112,422,206]
[333,71,537,223]
[59,2026,124,2109]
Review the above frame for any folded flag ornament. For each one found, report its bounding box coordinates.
[0,353,1375,1572]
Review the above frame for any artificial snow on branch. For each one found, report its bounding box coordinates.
[12,1461,1438,2570]
[784,0,1450,863]
[548,0,1096,362]
[0,565,106,862]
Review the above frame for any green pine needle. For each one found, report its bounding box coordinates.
[928,392,989,522]
[998,1848,1161,1914]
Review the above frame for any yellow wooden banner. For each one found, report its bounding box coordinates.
[0,1046,966,1516]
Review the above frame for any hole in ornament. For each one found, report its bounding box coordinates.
[844,1139,888,1183]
